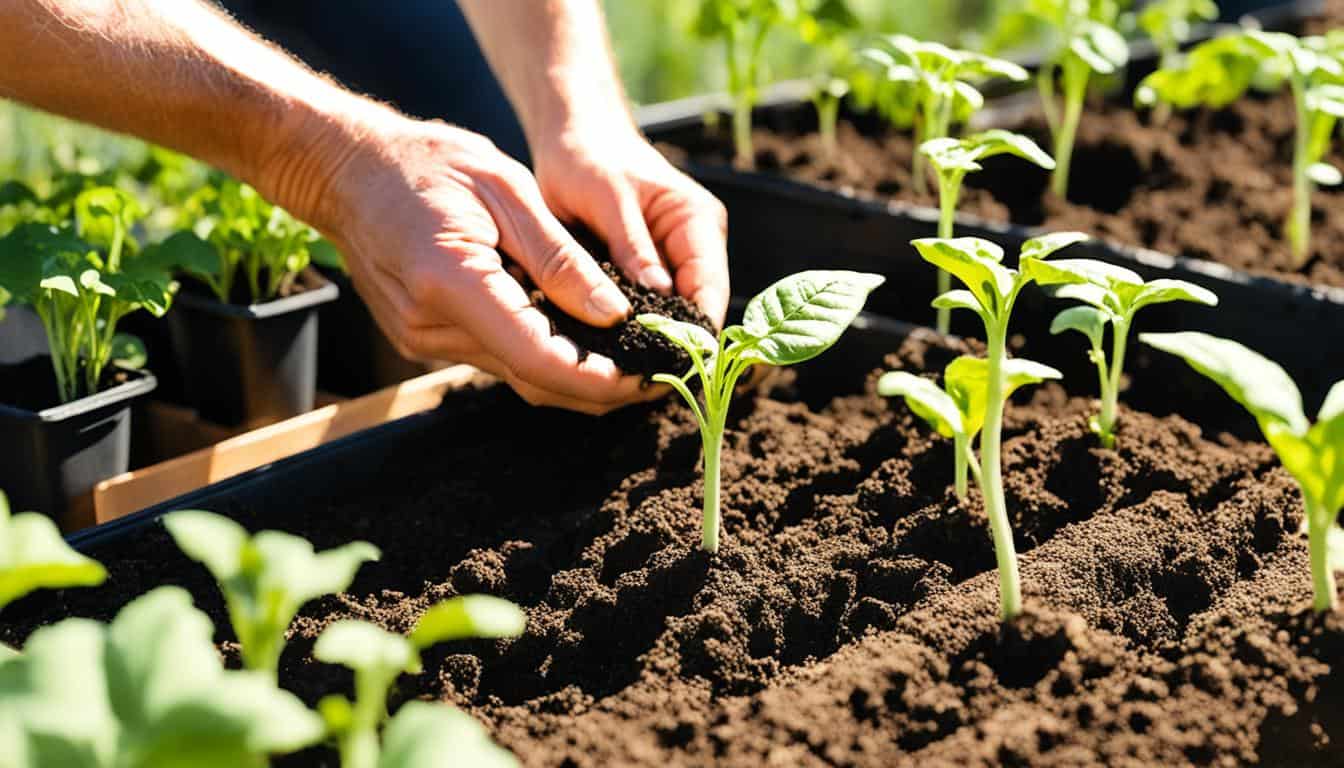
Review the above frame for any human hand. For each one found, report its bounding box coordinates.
[316,114,664,414]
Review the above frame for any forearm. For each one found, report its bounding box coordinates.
[456,0,634,155]
[0,0,388,232]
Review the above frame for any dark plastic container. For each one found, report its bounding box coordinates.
[168,270,339,428]
[315,269,427,398]
[0,364,156,522]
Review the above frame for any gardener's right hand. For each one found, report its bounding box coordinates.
[302,113,665,415]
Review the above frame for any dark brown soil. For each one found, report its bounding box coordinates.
[524,227,715,379]
[4,331,1342,766]
[657,3,1344,291]
[0,355,138,411]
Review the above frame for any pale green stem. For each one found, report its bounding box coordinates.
[982,322,1022,621]
[815,93,841,161]
[701,431,723,554]
[954,432,971,500]
[911,115,928,196]
[1038,62,1061,138]
[934,171,960,335]
[1051,59,1088,199]
[1097,318,1128,450]
[1289,79,1312,269]
[1308,501,1338,613]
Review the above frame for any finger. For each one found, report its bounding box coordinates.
[475,163,630,327]
[662,208,730,328]
[593,181,673,294]
[455,349,664,415]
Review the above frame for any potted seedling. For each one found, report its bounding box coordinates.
[857,36,1029,195]
[639,270,884,553]
[919,129,1055,333]
[879,232,1095,620]
[798,0,861,161]
[1031,257,1218,447]
[155,175,339,426]
[1142,332,1344,613]
[1137,30,1344,268]
[0,186,180,519]
[1024,0,1129,198]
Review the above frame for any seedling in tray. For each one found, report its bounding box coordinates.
[1143,332,1344,613]
[639,270,884,553]
[165,509,380,680]
[315,595,526,768]
[857,36,1028,195]
[880,232,1093,620]
[1033,256,1218,448]
[1137,30,1344,268]
[919,130,1055,333]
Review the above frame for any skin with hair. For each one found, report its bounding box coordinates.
[0,0,729,415]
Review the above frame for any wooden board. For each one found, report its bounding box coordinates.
[87,365,481,529]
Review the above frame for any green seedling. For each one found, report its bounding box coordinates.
[1026,0,1129,198]
[315,595,525,768]
[881,354,1061,501]
[1032,260,1218,448]
[164,510,380,681]
[0,187,181,403]
[0,586,324,767]
[919,130,1055,333]
[1137,30,1344,268]
[1142,332,1344,613]
[1139,0,1220,71]
[858,36,1029,195]
[896,232,1093,619]
[797,0,861,161]
[639,270,883,553]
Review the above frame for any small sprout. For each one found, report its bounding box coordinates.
[811,75,853,161]
[919,130,1055,333]
[1138,0,1220,72]
[315,595,525,768]
[1141,332,1344,613]
[0,490,106,612]
[1138,30,1344,268]
[796,0,862,161]
[858,36,1028,195]
[1025,0,1129,198]
[881,355,1061,500]
[640,270,884,553]
[0,587,325,766]
[1031,259,1218,447]
[164,510,380,680]
[897,232,1095,619]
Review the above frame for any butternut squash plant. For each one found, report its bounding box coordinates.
[1142,332,1344,613]
[639,270,884,553]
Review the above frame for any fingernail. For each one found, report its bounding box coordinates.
[586,282,631,322]
[638,264,674,294]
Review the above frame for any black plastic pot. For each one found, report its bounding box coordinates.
[0,362,156,522]
[167,270,339,428]
[315,269,427,398]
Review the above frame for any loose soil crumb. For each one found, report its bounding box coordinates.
[5,333,1340,767]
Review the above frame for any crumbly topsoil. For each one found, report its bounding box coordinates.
[5,332,1341,767]
[659,2,1344,291]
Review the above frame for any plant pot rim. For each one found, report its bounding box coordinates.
[173,271,340,320]
[0,365,157,424]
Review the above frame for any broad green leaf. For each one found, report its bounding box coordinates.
[931,289,984,316]
[309,239,346,272]
[314,620,421,677]
[379,702,518,768]
[943,355,1061,438]
[0,491,107,610]
[1129,278,1219,312]
[1050,305,1108,348]
[0,181,38,207]
[921,130,1055,175]
[738,270,884,365]
[409,595,527,649]
[1018,232,1091,263]
[137,230,221,283]
[109,334,148,370]
[1053,282,1113,311]
[1021,256,1140,290]
[0,223,91,304]
[1136,34,1264,109]
[911,237,1012,317]
[1140,332,1310,435]
[636,314,719,359]
[877,371,963,438]
[74,187,145,252]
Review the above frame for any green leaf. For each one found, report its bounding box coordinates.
[1050,305,1108,348]
[0,181,38,207]
[309,238,346,272]
[1019,231,1091,263]
[409,595,527,649]
[1070,21,1130,74]
[1136,34,1264,110]
[379,702,518,768]
[0,223,90,304]
[165,510,380,676]
[738,270,884,365]
[138,230,221,284]
[877,371,963,439]
[921,130,1055,175]
[636,314,719,359]
[0,491,107,611]
[1129,278,1219,312]
[944,355,1061,438]
[911,237,1012,317]
[313,620,421,678]
[931,289,984,316]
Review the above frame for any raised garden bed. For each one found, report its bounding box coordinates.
[5,315,1340,766]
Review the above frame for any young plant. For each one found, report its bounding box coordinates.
[858,36,1029,195]
[1137,31,1344,268]
[797,0,861,161]
[1141,332,1344,613]
[164,509,380,680]
[898,232,1093,619]
[315,595,525,768]
[919,130,1055,333]
[880,354,1062,501]
[638,270,884,553]
[1138,0,1220,72]
[0,587,325,766]
[0,187,178,403]
[1027,0,1129,198]
[0,490,106,616]
[1031,259,1218,447]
